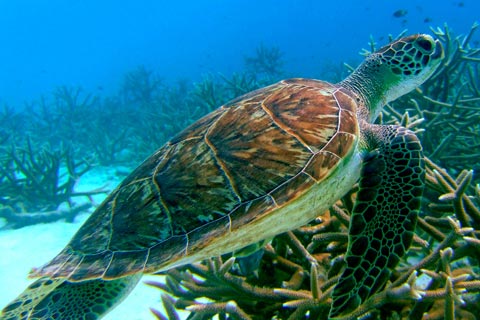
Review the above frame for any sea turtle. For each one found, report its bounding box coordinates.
[1,34,443,319]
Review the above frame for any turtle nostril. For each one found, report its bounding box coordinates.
[416,37,434,53]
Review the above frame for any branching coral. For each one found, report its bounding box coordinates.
[0,105,24,146]
[245,43,285,78]
[121,65,163,105]
[29,86,99,148]
[0,141,106,229]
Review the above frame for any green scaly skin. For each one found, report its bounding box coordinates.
[329,35,443,318]
[1,275,141,320]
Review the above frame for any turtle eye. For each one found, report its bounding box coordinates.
[416,37,434,54]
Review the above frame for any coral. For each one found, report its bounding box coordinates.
[245,43,285,79]
[121,65,163,105]
[0,105,24,146]
[0,141,106,229]
[31,86,99,148]
[147,25,480,320]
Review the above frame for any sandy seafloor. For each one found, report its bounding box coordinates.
[0,165,189,319]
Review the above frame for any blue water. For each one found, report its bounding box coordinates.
[0,0,478,106]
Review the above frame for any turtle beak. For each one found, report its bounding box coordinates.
[432,39,444,60]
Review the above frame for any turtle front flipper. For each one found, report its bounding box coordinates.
[1,274,141,320]
[329,125,425,318]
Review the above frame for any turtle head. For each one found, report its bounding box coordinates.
[341,34,444,122]
[375,34,444,100]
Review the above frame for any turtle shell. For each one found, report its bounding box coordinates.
[32,78,359,281]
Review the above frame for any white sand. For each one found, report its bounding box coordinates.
[0,166,177,319]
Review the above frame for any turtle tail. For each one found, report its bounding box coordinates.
[329,125,424,318]
[1,274,141,320]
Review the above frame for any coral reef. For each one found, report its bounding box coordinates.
[244,43,284,79]
[0,141,106,229]
[0,87,111,228]
[146,25,480,319]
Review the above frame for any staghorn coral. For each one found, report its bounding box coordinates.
[26,86,100,149]
[0,105,25,146]
[0,141,106,229]
[147,25,480,320]
[245,43,285,79]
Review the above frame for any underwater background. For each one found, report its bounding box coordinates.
[1,0,480,319]
[1,0,478,106]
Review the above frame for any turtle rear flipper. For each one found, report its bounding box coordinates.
[329,125,425,318]
[1,274,141,320]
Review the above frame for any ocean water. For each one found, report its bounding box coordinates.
[1,0,478,105]
[1,1,479,319]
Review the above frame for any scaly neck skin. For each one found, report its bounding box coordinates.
[337,55,391,123]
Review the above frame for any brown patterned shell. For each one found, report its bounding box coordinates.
[32,78,359,281]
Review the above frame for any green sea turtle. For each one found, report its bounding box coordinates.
[1,34,443,319]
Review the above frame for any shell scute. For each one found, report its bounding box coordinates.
[263,81,340,153]
[51,251,83,279]
[322,132,357,160]
[338,109,358,135]
[109,179,172,251]
[155,138,239,233]
[145,235,188,272]
[207,103,311,200]
[269,172,316,206]
[185,215,231,253]
[334,88,358,113]
[170,107,226,144]
[103,250,147,280]
[229,196,276,231]
[304,152,341,182]
[69,252,112,281]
